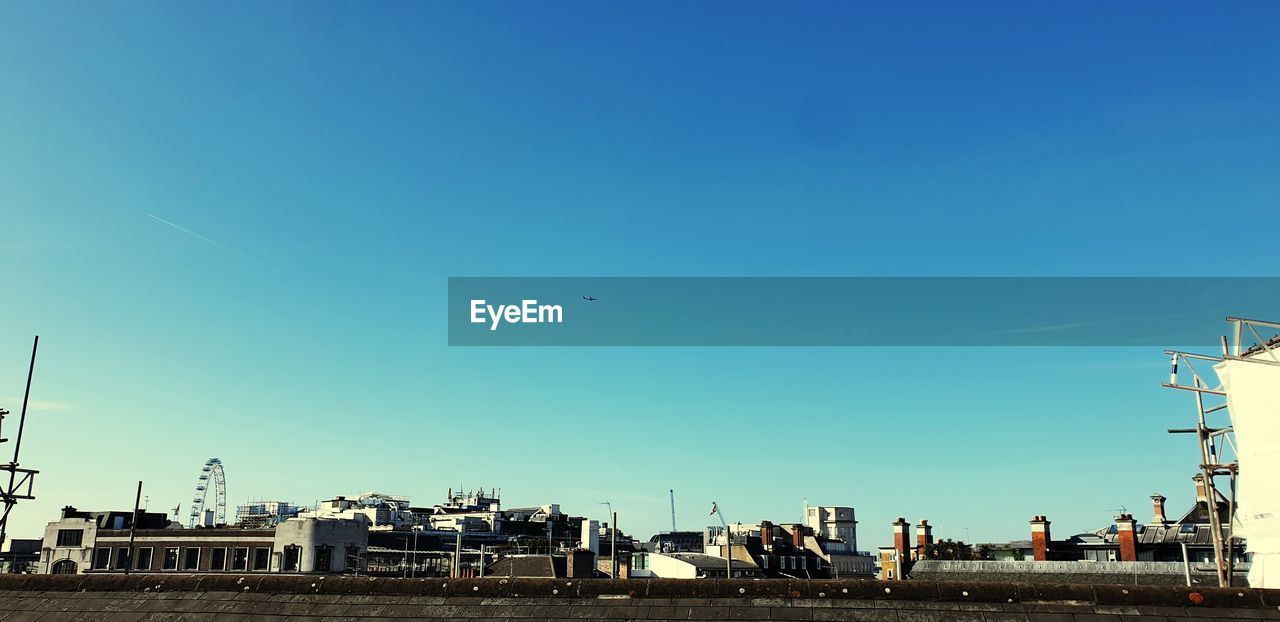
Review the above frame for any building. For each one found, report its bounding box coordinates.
[1,539,40,574]
[38,505,368,575]
[642,531,704,553]
[486,550,596,578]
[888,479,1252,585]
[1031,482,1246,564]
[630,552,762,579]
[878,546,904,580]
[806,506,858,551]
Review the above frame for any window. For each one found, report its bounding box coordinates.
[231,547,249,571]
[183,548,201,571]
[114,548,131,571]
[282,546,300,572]
[136,548,153,571]
[93,548,111,570]
[51,560,77,574]
[633,553,647,570]
[1180,523,1197,534]
[55,529,84,547]
[253,548,270,571]
[163,548,179,571]
[345,545,361,572]
[314,546,332,572]
[210,547,227,571]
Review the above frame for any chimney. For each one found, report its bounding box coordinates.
[1030,515,1051,561]
[1116,513,1138,562]
[1150,494,1168,525]
[760,520,773,550]
[916,514,936,558]
[792,524,805,549]
[1193,474,1211,505]
[892,518,910,561]
[61,506,78,519]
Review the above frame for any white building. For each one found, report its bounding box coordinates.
[630,552,762,579]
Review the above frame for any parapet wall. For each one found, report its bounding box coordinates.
[911,559,1252,587]
[0,574,1277,621]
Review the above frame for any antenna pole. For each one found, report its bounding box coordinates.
[125,481,142,575]
[0,336,40,550]
[10,336,37,466]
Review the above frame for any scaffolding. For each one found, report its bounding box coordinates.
[235,500,304,528]
[1163,316,1280,587]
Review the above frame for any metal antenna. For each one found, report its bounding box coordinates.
[0,336,40,550]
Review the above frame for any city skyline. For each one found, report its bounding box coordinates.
[4,1,1279,550]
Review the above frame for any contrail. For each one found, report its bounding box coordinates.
[146,213,256,262]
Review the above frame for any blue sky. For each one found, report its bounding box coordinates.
[2,2,1278,547]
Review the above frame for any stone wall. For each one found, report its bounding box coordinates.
[1,574,1278,621]
[910,560,1252,587]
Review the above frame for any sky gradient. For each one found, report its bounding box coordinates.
[2,1,1279,548]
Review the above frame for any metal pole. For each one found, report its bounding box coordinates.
[0,336,38,550]
[1181,542,1192,586]
[1227,470,1238,587]
[1194,380,1229,587]
[478,545,485,578]
[8,336,37,469]
[453,529,462,578]
[402,534,408,578]
[412,528,419,578]
[611,512,618,578]
[125,480,142,575]
[725,524,732,579]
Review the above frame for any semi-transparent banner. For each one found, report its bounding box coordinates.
[447,277,1280,346]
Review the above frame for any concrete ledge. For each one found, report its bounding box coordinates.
[0,575,1274,610]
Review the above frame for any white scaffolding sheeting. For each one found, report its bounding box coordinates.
[1215,358,1280,589]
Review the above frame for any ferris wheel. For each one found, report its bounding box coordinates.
[188,458,227,527]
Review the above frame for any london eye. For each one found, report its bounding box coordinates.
[188,458,226,527]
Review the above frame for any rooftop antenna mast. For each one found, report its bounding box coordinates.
[0,336,40,551]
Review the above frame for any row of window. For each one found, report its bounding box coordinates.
[86,545,348,573]
[91,546,270,572]
[759,555,814,570]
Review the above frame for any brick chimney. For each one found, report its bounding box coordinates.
[792,524,805,548]
[1150,494,1168,525]
[1116,513,1138,562]
[760,520,773,550]
[892,518,910,562]
[1030,515,1051,561]
[916,519,933,559]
